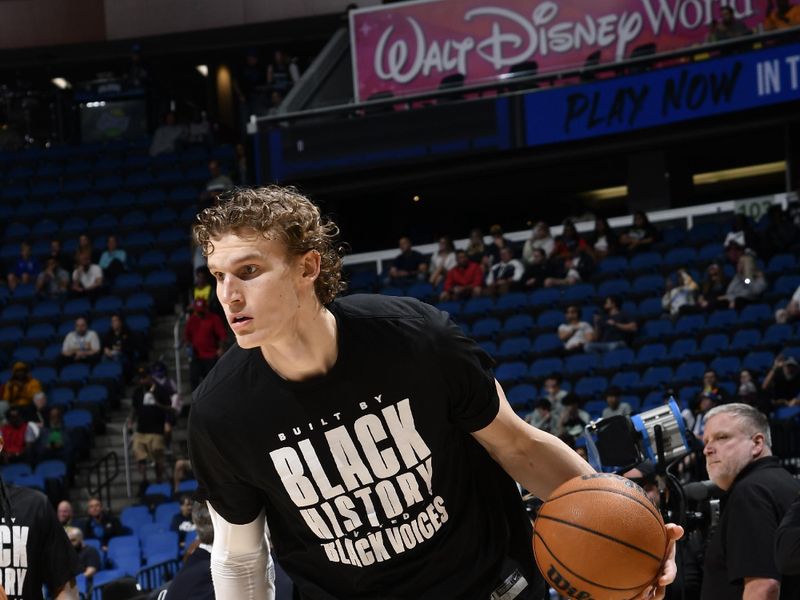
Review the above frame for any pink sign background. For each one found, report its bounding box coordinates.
[349,0,764,102]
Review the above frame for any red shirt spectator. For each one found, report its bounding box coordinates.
[441,250,484,301]
[185,299,227,360]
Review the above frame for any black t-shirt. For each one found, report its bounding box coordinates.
[1,484,80,599]
[596,310,634,343]
[701,457,800,599]
[391,250,426,274]
[189,295,539,599]
[166,547,214,600]
[132,383,172,434]
[772,371,800,403]
[77,544,101,572]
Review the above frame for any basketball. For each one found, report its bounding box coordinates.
[533,473,668,600]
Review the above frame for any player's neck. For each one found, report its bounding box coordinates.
[260,303,338,382]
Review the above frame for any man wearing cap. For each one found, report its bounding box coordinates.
[1,362,42,413]
[184,298,227,391]
[762,355,800,408]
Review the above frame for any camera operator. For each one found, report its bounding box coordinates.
[775,493,800,576]
[701,403,800,599]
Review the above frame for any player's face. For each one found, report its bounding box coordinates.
[703,413,760,490]
[207,231,310,350]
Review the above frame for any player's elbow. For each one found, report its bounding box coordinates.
[211,546,267,583]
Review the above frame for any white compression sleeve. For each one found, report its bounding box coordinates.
[207,502,276,600]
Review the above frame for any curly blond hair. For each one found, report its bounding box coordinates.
[193,186,345,304]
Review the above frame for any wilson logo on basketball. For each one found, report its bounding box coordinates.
[546,565,594,600]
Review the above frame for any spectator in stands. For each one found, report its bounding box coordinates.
[235,142,249,184]
[465,228,486,263]
[267,48,301,94]
[71,251,104,299]
[73,234,94,265]
[602,387,633,418]
[522,247,553,289]
[662,269,699,317]
[151,360,181,454]
[440,250,483,301]
[29,390,48,428]
[81,497,123,550]
[762,203,799,258]
[482,224,511,269]
[36,256,70,299]
[555,393,591,437]
[150,111,187,156]
[61,316,101,365]
[708,6,752,40]
[48,238,72,272]
[619,211,660,253]
[36,406,73,464]
[720,253,766,309]
[171,494,197,549]
[165,500,215,600]
[428,236,456,288]
[542,374,568,415]
[551,219,589,261]
[735,368,769,414]
[723,214,758,254]
[587,216,620,261]
[700,368,730,404]
[697,262,729,310]
[386,236,428,286]
[522,221,555,264]
[765,0,800,29]
[58,500,76,529]
[762,354,800,407]
[200,159,235,206]
[234,48,270,123]
[184,298,227,390]
[6,241,39,292]
[484,246,525,296]
[543,248,593,288]
[173,457,195,495]
[0,406,37,463]
[585,295,638,352]
[524,398,554,432]
[102,314,135,378]
[2,361,43,412]
[98,235,127,284]
[188,109,212,146]
[776,283,800,323]
[128,366,172,497]
[558,304,593,352]
[67,526,101,586]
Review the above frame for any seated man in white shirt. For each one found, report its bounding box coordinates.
[557,304,593,352]
[71,251,103,300]
[61,317,101,366]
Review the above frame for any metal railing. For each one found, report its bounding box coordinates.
[86,451,119,511]
[173,312,187,397]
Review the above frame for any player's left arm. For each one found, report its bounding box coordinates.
[743,577,780,600]
[470,380,593,500]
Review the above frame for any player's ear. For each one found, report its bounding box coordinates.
[300,250,321,283]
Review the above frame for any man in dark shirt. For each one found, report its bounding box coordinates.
[385,236,428,286]
[701,403,800,599]
[170,494,196,549]
[762,355,800,407]
[67,527,101,584]
[81,497,123,551]
[128,367,172,496]
[165,501,214,600]
[586,295,638,352]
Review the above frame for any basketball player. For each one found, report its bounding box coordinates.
[188,186,682,599]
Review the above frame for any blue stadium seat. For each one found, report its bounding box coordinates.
[0,326,23,350]
[600,347,634,371]
[686,222,723,245]
[4,222,31,242]
[563,354,599,378]
[15,474,45,491]
[635,343,668,366]
[496,337,532,360]
[11,346,39,365]
[738,303,772,326]
[709,356,741,378]
[667,338,697,362]
[632,274,665,297]
[29,300,62,324]
[30,366,56,388]
[638,297,663,319]
[729,329,761,352]
[609,370,640,391]
[763,324,794,348]
[176,479,198,495]
[706,310,737,331]
[663,247,697,269]
[536,310,563,330]
[60,216,89,235]
[137,189,168,207]
[120,505,153,532]
[774,275,800,297]
[77,385,109,407]
[0,304,29,327]
[495,362,527,385]
[88,213,119,234]
[766,254,798,275]
[674,314,706,336]
[107,535,141,560]
[506,384,538,410]
[528,288,561,308]
[562,283,596,304]
[120,210,148,230]
[156,228,186,247]
[154,502,181,528]
[0,463,32,481]
[495,292,528,314]
[59,363,90,387]
[502,314,534,336]
[595,256,628,278]
[49,387,75,409]
[674,361,706,384]
[629,252,663,273]
[62,298,92,319]
[124,292,154,313]
[597,279,631,299]
[742,351,775,374]
[113,273,144,294]
[63,408,93,431]
[531,333,562,356]
[574,376,608,399]
[528,358,564,380]
[478,341,496,356]
[149,207,178,227]
[695,333,729,357]
[471,318,501,340]
[31,219,58,238]
[406,282,434,300]
[462,297,495,319]
[641,391,666,411]
[34,459,67,482]
[640,366,673,389]
[124,231,157,252]
[141,531,179,561]
[126,314,151,334]
[124,172,156,188]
